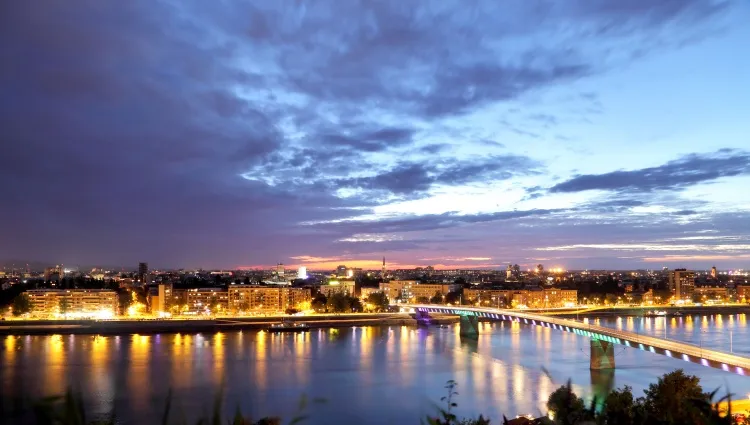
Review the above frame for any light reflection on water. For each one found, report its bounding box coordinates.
[2,314,750,424]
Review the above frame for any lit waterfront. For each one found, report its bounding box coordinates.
[3,314,750,424]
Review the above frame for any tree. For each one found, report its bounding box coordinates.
[207,295,221,314]
[547,381,587,425]
[642,369,709,425]
[285,307,300,315]
[600,386,640,425]
[326,292,350,313]
[430,291,444,304]
[366,292,389,312]
[445,291,462,305]
[348,296,363,313]
[311,293,327,312]
[117,290,133,315]
[58,298,70,316]
[12,294,32,316]
[416,296,430,304]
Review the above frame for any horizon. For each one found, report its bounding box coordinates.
[2,2,750,270]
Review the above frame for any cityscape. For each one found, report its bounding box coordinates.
[2,262,750,319]
[3,1,750,425]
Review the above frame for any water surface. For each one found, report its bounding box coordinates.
[2,314,749,424]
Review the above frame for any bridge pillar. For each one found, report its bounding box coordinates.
[459,314,479,339]
[590,339,615,370]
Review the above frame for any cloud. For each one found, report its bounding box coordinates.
[0,0,741,268]
[318,209,559,234]
[321,126,416,152]
[334,154,541,196]
[550,150,750,193]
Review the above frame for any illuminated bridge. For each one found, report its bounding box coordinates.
[404,304,750,376]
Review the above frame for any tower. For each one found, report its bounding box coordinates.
[381,257,386,277]
[138,262,148,283]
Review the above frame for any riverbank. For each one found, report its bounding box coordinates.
[0,313,460,335]
[542,304,750,319]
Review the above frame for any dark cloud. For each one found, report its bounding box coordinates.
[0,0,740,268]
[419,144,451,155]
[550,150,750,193]
[321,127,415,152]
[673,209,699,216]
[323,209,559,235]
[334,155,541,195]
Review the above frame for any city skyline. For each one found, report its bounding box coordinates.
[2,1,750,270]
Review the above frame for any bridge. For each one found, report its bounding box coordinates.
[404,304,750,375]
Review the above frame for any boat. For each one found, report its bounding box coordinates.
[267,321,309,333]
[645,310,667,318]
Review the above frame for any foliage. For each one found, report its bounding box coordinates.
[58,298,70,315]
[445,291,462,305]
[416,296,430,304]
[641,369,710,425]
[325,292,363,313]
[430,291,444,304]
[12,293,32,316]
[117,290,133,315]
[425,380,490,425]
[7,370,742,425]
[285,308,300,315]
[546,381,591,425]
[310,293,326,312]
[599,386,639,425]
[365,292,390,312]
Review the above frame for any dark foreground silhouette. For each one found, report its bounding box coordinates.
[2,369,746,425]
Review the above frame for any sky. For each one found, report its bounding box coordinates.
[1,1,749,271]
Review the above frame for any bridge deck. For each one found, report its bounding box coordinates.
[405,304,750,375]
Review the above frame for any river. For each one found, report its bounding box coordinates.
[2,313,749,424]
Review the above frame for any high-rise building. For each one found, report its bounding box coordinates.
[297,266,307,280]
[44,265,63,282]
[25,289,117,317]
[668,269,695,301]
[506,265,513,280]
[138,262,148,283]
[711,266,718,279]
[381,257,387,278]
[276,263,285,277]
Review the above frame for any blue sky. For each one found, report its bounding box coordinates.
[1,0,749,270]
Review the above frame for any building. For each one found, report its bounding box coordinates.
[694,285,728,302]
[379,281,460,302]
[44,265,64,282]
[276,263,285,277]
[711,266,718,279]
[186,288,229,314]
[228,286,311,313]
[738,285,750,302]
[149,283,172,315]
[641,289,654,305]
[297,266,307,280]
[138,262,148,283]
[668,269,695,301]
[25,289,117,317]
[464,289,514,308]
[319,279,356,298]
[360,287,382,300]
